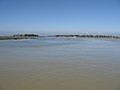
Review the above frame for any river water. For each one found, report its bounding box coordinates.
[0,37,120,90]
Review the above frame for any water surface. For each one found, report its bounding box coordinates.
[0,38,120,90]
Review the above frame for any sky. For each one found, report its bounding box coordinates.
[0,0,120,35]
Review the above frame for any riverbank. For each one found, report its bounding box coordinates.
[1,34,120,40]
[54,35,120,39]
[0,34,41,40]
[0,36,40,40]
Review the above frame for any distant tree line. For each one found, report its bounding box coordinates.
[13,34,39,37]
[55,35,120,39]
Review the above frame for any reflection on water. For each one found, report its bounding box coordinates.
[0,38,120,90]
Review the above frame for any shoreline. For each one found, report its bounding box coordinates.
[0,34,120,40]
[0,34,41,40]
[0,36,40,40]
[50,34,120,39]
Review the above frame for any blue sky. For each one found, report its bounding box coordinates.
[0,0,120,35]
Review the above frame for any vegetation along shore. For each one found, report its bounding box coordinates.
[54,34,120,39]
[0,34,120,40]
[0,34,40,40]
